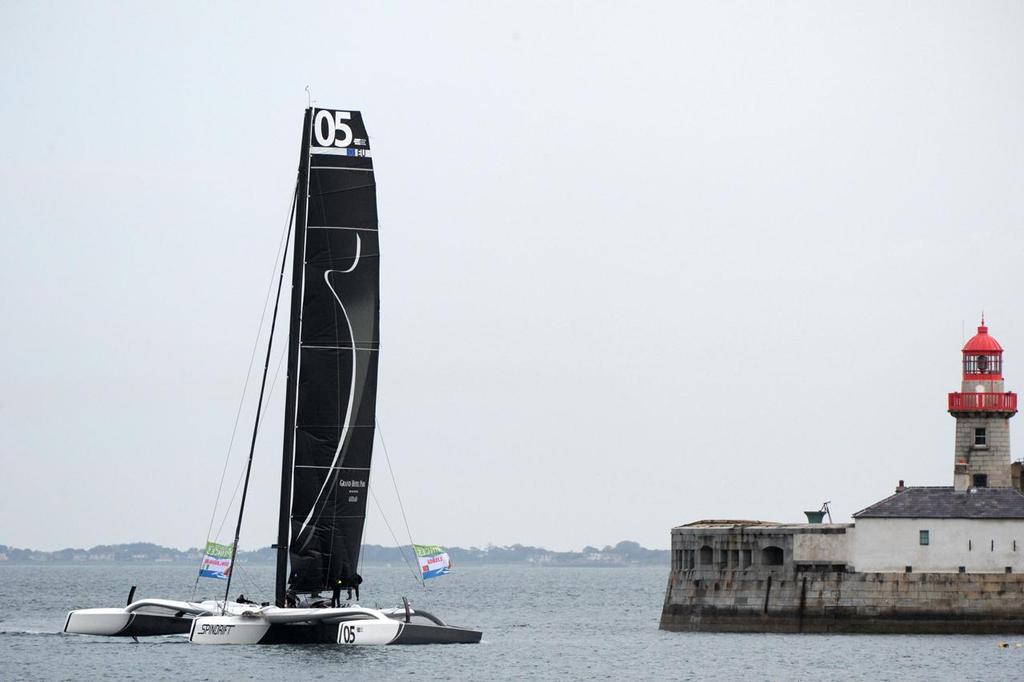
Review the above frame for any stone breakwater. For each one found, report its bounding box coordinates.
[660,569,1024,634]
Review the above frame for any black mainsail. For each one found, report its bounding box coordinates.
[276,108,379,605]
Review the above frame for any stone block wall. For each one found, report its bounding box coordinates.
[954,416,1011,488]
[660,568,1024,634]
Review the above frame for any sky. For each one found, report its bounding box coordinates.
[1,1,1022,552]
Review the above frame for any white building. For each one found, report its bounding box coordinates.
[849,319,1024,573]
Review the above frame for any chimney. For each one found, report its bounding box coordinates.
[954,461,970,492]
[895,480,905,493]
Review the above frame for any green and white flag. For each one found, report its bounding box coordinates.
[414,544,451,580]
[198,541,233,580]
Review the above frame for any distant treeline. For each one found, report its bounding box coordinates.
[0,540,667,566]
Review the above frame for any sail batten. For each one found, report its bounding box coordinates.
[276,108,379,604]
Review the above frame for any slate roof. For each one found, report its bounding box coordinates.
[853,486,1024,519]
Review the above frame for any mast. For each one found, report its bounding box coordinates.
[276,108,313,607]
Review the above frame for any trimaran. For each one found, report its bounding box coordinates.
[63,107,482,645]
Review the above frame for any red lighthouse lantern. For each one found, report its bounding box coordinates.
[962,319,1003,380]
[948,318,1017,414]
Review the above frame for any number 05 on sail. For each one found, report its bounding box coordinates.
[63,107,482,646]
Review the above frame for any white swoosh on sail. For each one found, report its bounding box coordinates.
[296,234,361,540]
[340,233,361,273]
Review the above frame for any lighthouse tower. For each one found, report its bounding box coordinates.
[948,319,1018,489]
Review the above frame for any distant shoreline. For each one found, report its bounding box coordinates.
[0,540,669,567]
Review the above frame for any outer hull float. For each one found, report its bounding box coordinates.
[64,599,216,637]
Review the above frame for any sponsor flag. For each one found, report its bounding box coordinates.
[199,541,233,580]
[413,544,451,580]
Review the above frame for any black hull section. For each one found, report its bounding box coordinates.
[259,622,340,644]
[389,623,483,645]
[122,614,193,637]
[253,622,482,645]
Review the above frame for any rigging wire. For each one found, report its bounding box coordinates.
[234,563,273,601]
[370,487,423,586]
[222,186,297,612]
[375,419,422,584]
[361,209,424,590]
[364,208,418,585]
[191,186,297,600]
[211,341,289,541]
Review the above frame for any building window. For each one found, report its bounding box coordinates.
[699,546,713,566]
[919,530,929,546]
[905,566,913,573]
[959,566,966,573]
[973,474,988,488]
[975,428,987,446]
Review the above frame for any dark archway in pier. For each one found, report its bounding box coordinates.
[761,546,784,566]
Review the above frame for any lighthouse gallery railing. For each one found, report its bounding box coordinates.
[948,392,1018,412]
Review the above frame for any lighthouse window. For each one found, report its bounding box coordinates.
[966,352,999,374]
[975,428,987,446]
[919,530,929,546]
[964,354,1001,375]
[973,474,988,488]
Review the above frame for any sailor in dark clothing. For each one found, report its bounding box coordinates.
[333,572,363,603]
[348,573,363,602]
[331,578,344,608]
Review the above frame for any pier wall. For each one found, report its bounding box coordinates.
[660,569,1024,634]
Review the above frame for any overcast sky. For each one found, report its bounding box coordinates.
[2,2,1022,552]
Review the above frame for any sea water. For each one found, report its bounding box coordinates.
[0,563,1020,680]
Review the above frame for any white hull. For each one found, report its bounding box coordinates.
[64,609,132,636]
[189,609,403,645]
[188,605,480,645]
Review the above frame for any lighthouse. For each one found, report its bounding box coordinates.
[948,319,1018,489]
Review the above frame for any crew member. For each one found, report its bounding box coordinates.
[348,573,363,601]
[331,578,344,608]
